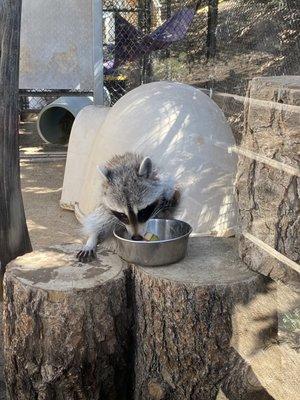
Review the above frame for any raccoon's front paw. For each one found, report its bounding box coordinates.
[76,246,96,263]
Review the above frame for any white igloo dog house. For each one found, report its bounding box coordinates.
[61,82,237,236]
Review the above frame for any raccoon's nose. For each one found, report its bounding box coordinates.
[132,234,144,241]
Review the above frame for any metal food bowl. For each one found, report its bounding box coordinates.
[113,219,192,266]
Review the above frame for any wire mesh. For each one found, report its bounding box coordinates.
[101,0,299,106]
[102,0,204,103]
[20,0,299,113]
[19,94,56,113]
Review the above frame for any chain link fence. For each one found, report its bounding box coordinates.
[20,0,204,113]
[102,0,299,97]
[19,92,59,116]
[19,0,299,114]
[102,0,204,103]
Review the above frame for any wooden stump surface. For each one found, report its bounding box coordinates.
[3,239,275,400]
[4,244,131,400]
[133,237,272,400]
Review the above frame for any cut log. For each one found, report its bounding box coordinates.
[236,76,300,288]
[133,237,274,400]
[3,244,131,400]
[3,239,278,399]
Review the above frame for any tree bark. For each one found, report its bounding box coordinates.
[206,0,218,59]
[0,0,32,268]
[236,76,300,288]
[3,239,277,400]
[3,245,132,400]
[133,237,274,400]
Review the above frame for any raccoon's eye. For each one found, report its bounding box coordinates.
[111,210,129,224]
[138,200,159,223]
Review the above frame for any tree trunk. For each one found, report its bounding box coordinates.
[3,239,277,400]
[133,237,274,400]
[3,245,132,400]
[0,0,32,268]
[236,76,300,288]
[206,0,218,59]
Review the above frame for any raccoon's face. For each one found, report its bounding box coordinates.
[98,156,164,240]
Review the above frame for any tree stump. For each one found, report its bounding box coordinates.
[236,76,300,287]
[4,239,276,400]
[133,237,273,400]
[3,244,131,400]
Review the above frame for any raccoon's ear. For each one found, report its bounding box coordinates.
[138,156,152,178]
[97,165,112,182]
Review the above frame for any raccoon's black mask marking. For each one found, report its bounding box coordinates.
[111,210,129,225]
[110,199,160,226]
[137,200,159,223]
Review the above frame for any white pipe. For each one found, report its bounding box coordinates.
[37,97,93,145]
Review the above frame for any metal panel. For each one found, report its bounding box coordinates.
[19,0,94,90]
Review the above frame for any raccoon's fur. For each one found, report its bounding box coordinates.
[77,152,180,262]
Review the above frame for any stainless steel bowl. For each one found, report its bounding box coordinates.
[113,219,192,266]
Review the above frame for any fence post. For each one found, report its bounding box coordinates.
[141,0,153,84]
[206,0,219,59]
[92,0,104,105]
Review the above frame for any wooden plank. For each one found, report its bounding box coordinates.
[243,232,300,275]
[229,146,300,177]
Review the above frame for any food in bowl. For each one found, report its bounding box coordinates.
[144,232,160,241]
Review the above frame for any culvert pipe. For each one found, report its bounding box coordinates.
[37,97,93,145]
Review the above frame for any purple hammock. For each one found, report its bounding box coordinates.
[104,7,196,74]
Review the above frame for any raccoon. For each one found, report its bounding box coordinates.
[77,152,180,262]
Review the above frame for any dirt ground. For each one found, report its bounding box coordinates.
[20,160,81,248]
[18,117,83,248]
